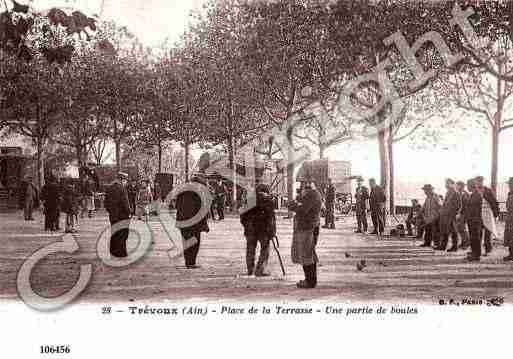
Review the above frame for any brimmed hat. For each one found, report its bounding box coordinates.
[422,184,434,191]
[117,172,128,180]
[356,176,364,182]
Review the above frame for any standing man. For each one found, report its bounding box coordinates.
[323,178,336,229]
[289,181,322,289]
[455,181,470,249]
[214,179,226,220]
[240,183,276,277]
[465,179,484,262]
[354,177,369,233]
[369,178,386,236]
[105,172,131,258]
[153,180,162,216]
[175,174,210,269]
[474,176,499,255]
[126,180,138,218]
[437,178,460,252]
[21,176,38,221]
[419,184,441,248]
[41,176,61,231]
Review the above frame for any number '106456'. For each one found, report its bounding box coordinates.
[40,345,71,354]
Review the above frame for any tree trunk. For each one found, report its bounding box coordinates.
[227,134,237,209]
[491,125,499,195]
[36,138,45,190]
[184,141,190,182]
[115,139,121,173]
[387,124,395,214]
[286,131,295,207]
[377,129,389,190]
[319,143,325,159]
[76,144,84,168]
[157,140,162,174]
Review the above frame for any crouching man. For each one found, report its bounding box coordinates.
[240,183,276,277]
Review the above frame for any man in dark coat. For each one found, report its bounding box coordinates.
[474,176,499,255]
[240,183,276,276]
[369,178,386,235]
[456,181,470,249]
[323,178,336,229]
[41,177,61,231]
[289,181,322,289]
[437,178,460,251]
[214,179,226,220]
[175,174,210,268]
[105,172,131,258]
[465,179,483,262]
[354,177,369,233]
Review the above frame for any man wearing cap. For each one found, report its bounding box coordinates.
[419,184,441,247]
[455,181,470,249]
[474,176,499,255]
[437,178,460,251]
[240,183,276,276]
[503,177,513,261]
[354,177,369,233]
[369,178,386,236]
[323,178,336,229]
[104,172,131,258]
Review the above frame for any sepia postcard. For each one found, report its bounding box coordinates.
[1,0,512,357]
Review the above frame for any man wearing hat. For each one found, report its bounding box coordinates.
[20,175,39,221]
[455,180,470,249]
[419,184,441,247]
[437,178,460,251]
[104,172,131,258]
[289,180,322,288]
[240,183,276,276]
[175,174,210,268]
[369,178,386,236]
[503,177,513,261]
[465,178,484,261]
[354,177,369,233]
[323,178,336,229]
[474,176,499,255]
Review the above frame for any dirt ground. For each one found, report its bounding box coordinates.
[1,209,512,305]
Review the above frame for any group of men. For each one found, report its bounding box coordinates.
[411,176,500,262]
[352,177,387,236]
[19,175,96,232]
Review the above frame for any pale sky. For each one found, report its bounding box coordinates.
[33,0,205,46]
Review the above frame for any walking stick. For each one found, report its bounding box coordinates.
[272,235,286,276]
